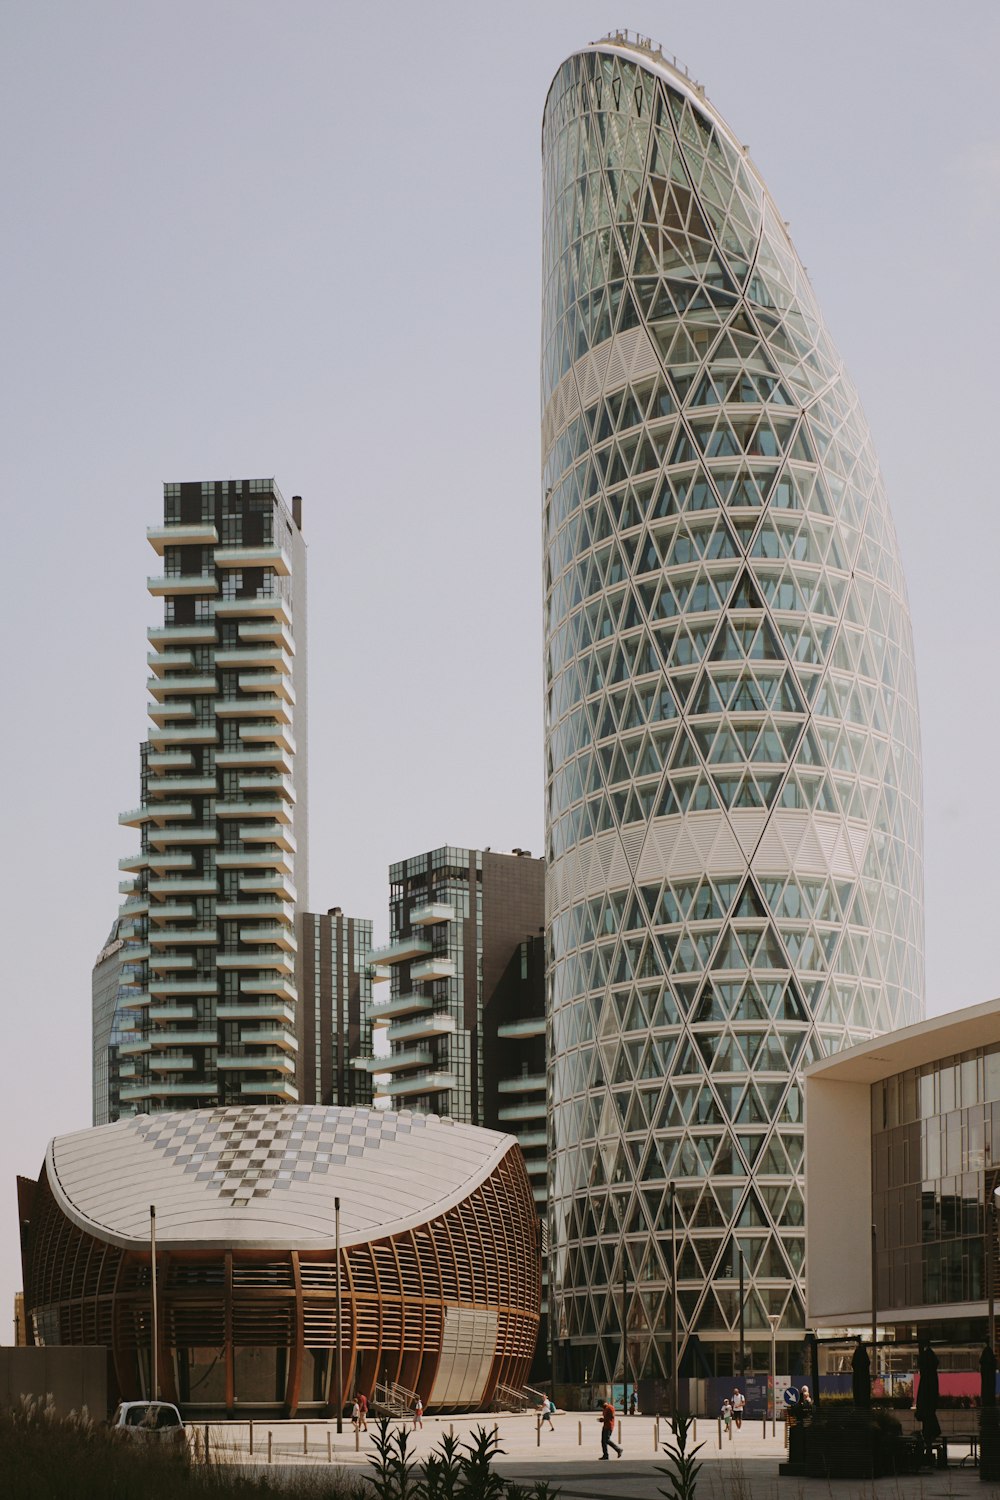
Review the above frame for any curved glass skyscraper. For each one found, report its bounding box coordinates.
[542,34,923,1382]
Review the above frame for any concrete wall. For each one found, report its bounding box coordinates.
[0,1346,108,1419]
[804,1075,873,1324]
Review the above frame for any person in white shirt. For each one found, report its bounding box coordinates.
[539,1395,555,1430]
[732,1389,745,1429]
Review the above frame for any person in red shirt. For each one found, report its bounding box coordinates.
[600,1400,622,1459]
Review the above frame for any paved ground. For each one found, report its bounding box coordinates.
[198,1412,989,1497]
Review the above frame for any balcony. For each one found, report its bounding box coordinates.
[237,671,295,704]
[216,745,293,774]
[148,1004,198,1022]
[215,593,292,625]
[118,852,148,874]
[239,925,297,951]
[216,797,290,820]
[240,976,296,1002]
[240,873,297,901]
[409,902,456,927]
[514,1129,547,1150]
[147,852,196,874]
[119,806,151,829]
[147,954,196,972]
[370,994,433,1025]
[150,1030,217,1048]
[217,1051,295,1075]
[214,545,291,575]
[147,674,216,700]
[149,1054,196,1072]
[147,751,195,771]
[144,798,195,824]
[497,1099,547,1122]
[119,1039,152,1057]
[410,955,457,983]
[524,1158,548,1177]
[217,950,293,975]
[381,1047,434,1073]
[148,977,219,997]
[123,1081,216,1100]
[146,649,193,676]
[368,936,432,967]
[241,1077,299,1101]
[148,824,214,848]
[215,694,291,724]
[215,645,293,671]
[497,1017,546,1040]
[147,699,195,726]
[147,522,219,554]
[235,774,295,802]
[147,572,218,596]
[148,877,217,894]
[148,724,218,747]
[216,899,293,922]
[217,848,293,873]
[379,1072,456,1099]
[239,821,295,852]
[498,1074,546,1093]
[147,776,217,798]
[369,964,391,984]
[148,902,196,924]
[218,1001,295,1024]
[238,619,294,653]
[148,623,216,647]
[240,1027,298,1051]
[386,1013,456,1045]
[148,927,217,946]
[239,722,295,753]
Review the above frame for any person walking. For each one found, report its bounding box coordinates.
[599,1399,622,1459]
[351,1398,361,1433]
[539,1395,555,1430]
[629,1391,638,1417]
[412,1395,424,1430]
[732,1388,745,1429]
[357,1392,369,1432]
[721,1396,733,1434]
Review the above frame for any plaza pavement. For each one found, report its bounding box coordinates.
[200,1410,991,1498]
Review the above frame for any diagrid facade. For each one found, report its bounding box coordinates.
[542,35,923,1382]
[116,479,307,1112]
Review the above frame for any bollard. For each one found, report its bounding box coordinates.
[617,1420,622,1446]
[205,1424,210,1464]
[268,1431,273,1465]
[450,1423,454,1438]
[729,1416,733,1443]
[654,1420,658,1451]
[694,1418,698,1440]
[327,1431,332,1462]
[718,1417,722,1450]
[356,1424,360,1453]
[494,1423,498,1438]
[762,1415,766,1437]
[537,1416,541,1448]
[249,1420,254,1456]
[578,1419,582,1446]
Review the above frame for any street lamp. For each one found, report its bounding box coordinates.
[990,1188,1000,1353]
[768,1314,781,1438]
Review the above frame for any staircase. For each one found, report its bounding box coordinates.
[492,1382,548,1412]
[372,1379,420,1418]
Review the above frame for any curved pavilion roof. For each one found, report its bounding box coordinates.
[45,1104,517,1251]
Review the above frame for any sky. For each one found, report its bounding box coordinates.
[1,0,998,1326]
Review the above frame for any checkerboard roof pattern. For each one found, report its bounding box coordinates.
[44,1104,515,1250]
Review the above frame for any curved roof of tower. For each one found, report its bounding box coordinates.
[44,1105,517,1251]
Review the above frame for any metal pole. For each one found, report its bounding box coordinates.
[870,1223,877,1388]
[738,1247,745,1378]
[771,1321,776,1437]
[150,1204,159,1401]
[670,1181,679,1416]
[622,1249,629,1417]
[335,1196,343,1434]
[989,1196,996,1355]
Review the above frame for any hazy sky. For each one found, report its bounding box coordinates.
[1,0,998,1324]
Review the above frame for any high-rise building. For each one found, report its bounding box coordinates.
[116,479,307,1113]
[542,34,923,1384]
[92,917,129,1125]
[358,844,549,1369]
[299,907,374,1108]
